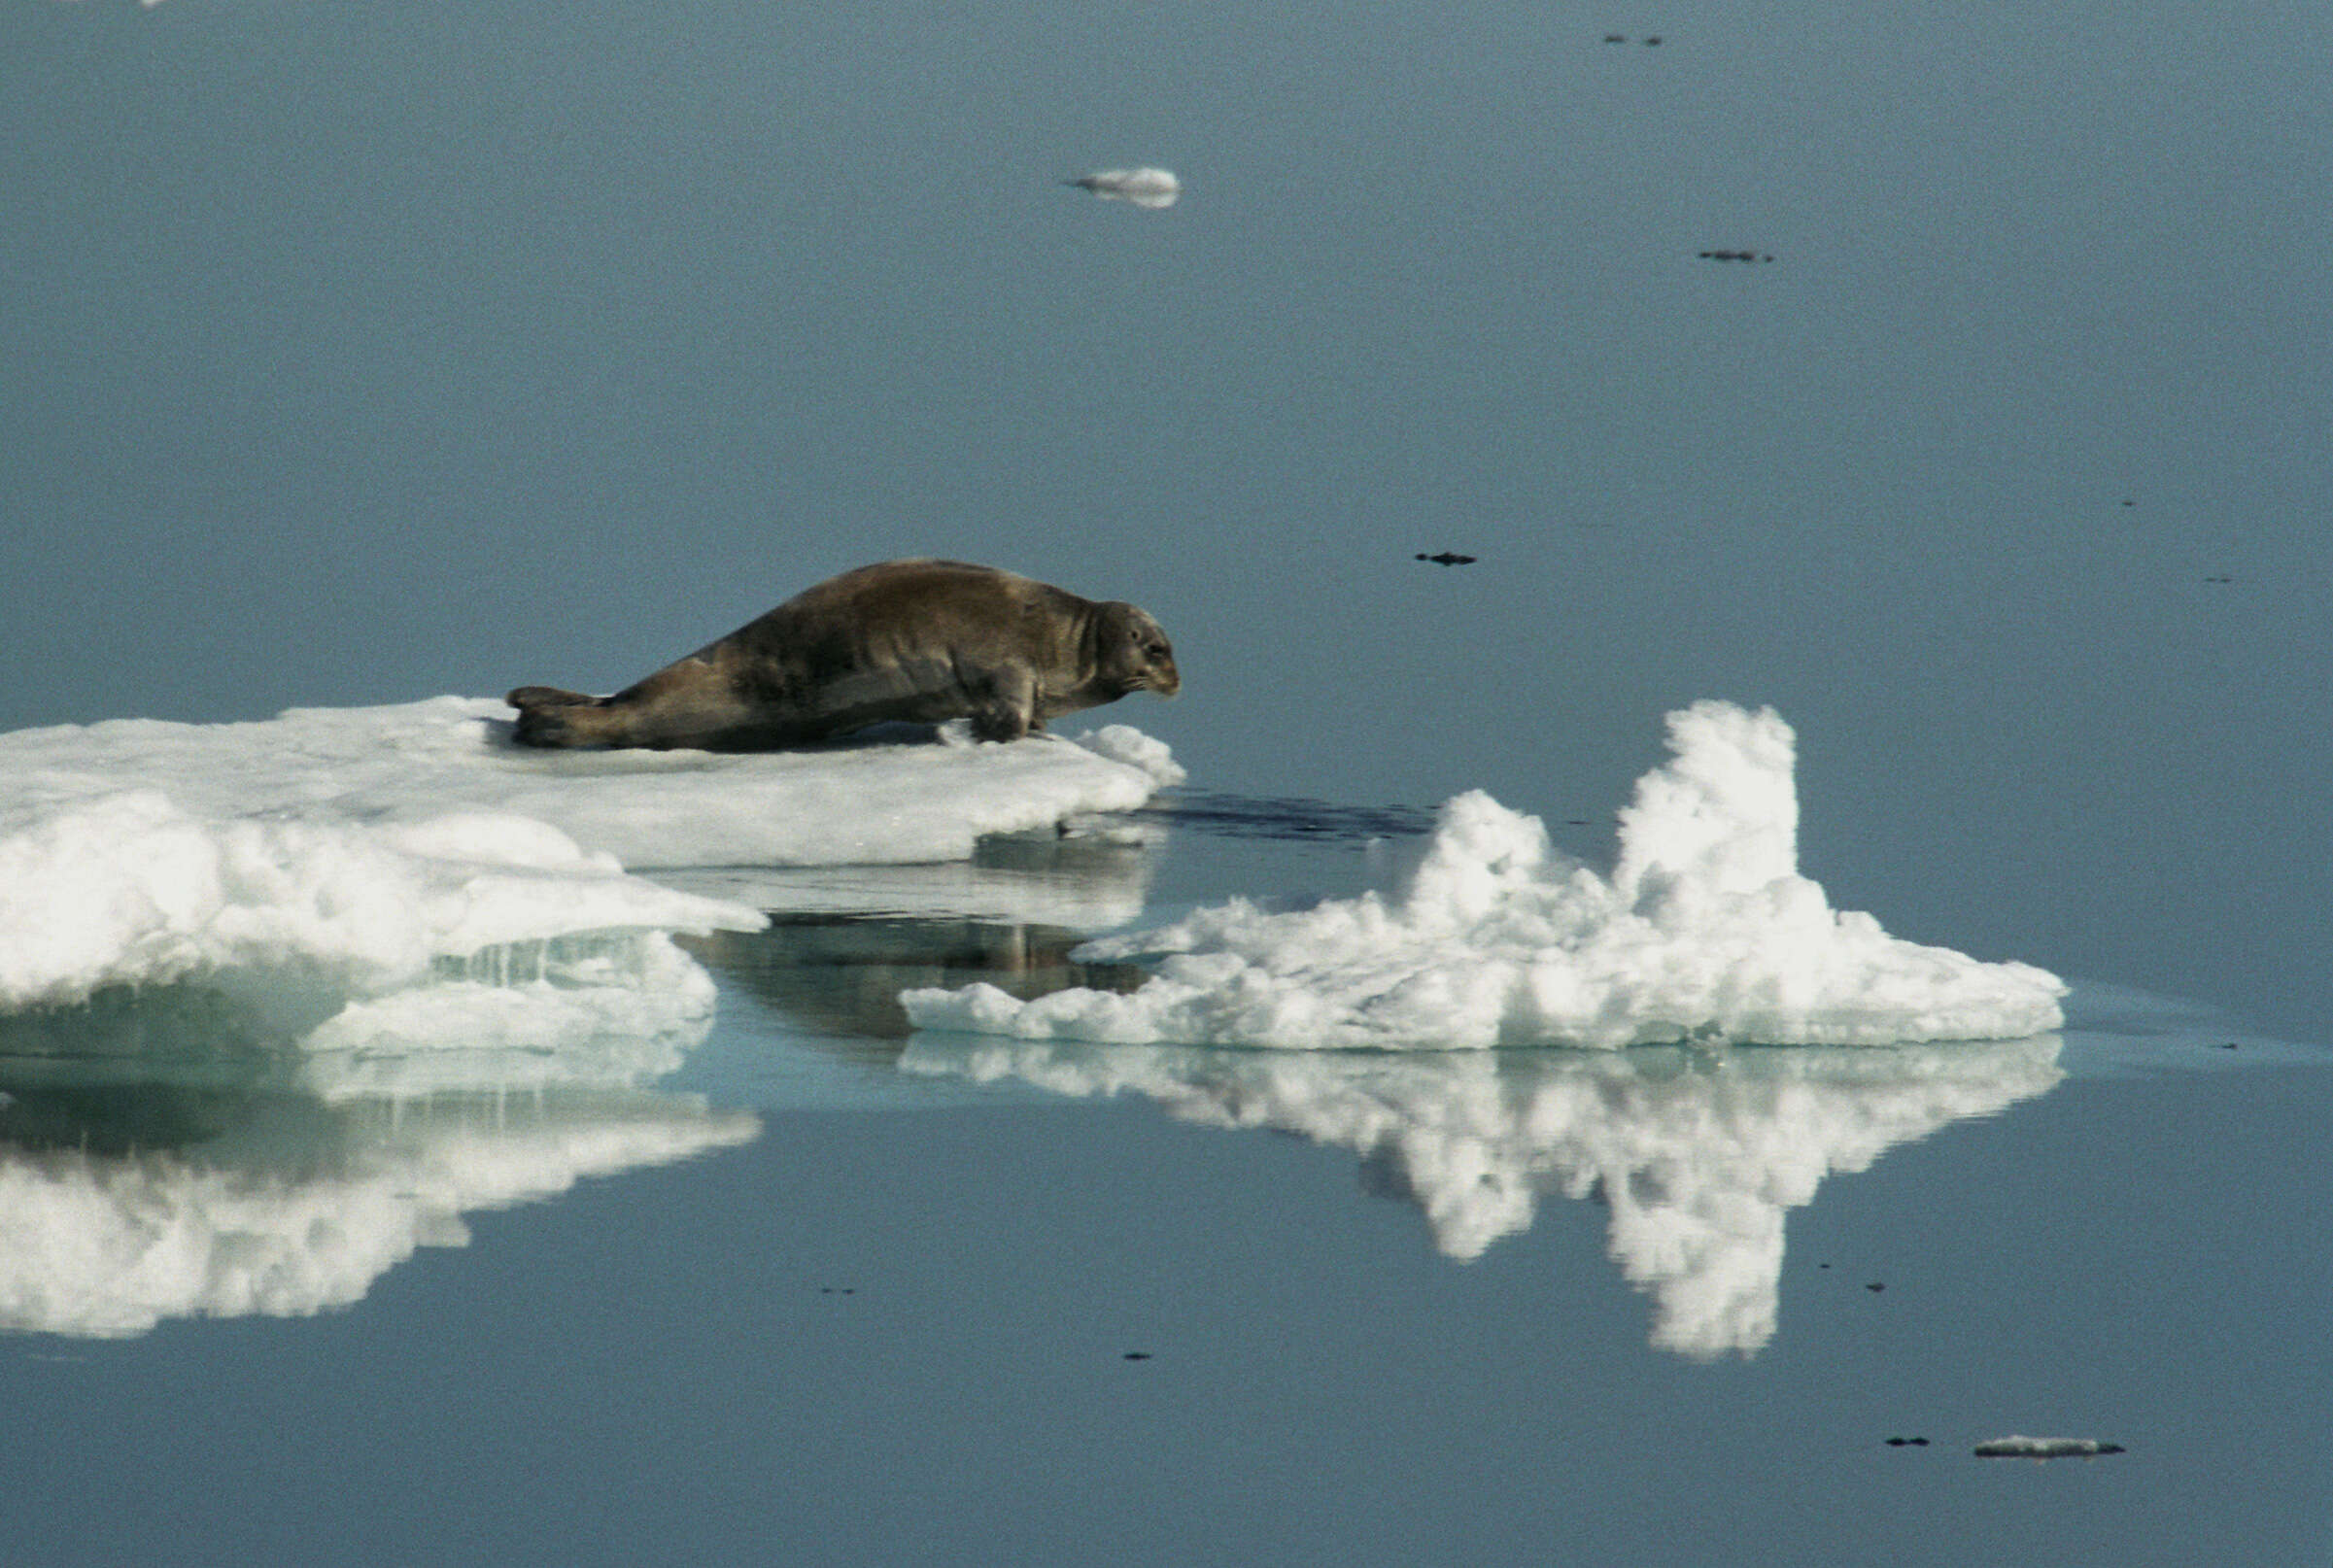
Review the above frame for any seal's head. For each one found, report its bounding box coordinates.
[1092,601,1181,699]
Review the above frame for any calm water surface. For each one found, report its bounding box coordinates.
[4,807,2327,1566]
[8,0,2331,1560]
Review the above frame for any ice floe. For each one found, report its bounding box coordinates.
[1066,166,1181,209]
[0,699,1179,1047]
[904,701,2067,1049]
[1973,1436,2127,1459]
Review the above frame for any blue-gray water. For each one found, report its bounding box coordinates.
[6,1,2331,1562]
[3,816,2328,1564]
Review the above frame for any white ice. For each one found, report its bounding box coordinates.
[1069,166,1181,209]
[903,1034,2064,1358]
[904,701,2068,1049]
[0,699,1180,1046]
[1973,1436,2126,1459]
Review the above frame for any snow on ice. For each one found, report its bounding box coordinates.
[904,701,2068,1049]
[0,698,1180,1044]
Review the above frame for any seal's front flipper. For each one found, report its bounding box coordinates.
[968,705,1033,742]
[966,667,1039,742]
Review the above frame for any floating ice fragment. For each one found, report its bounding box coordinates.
[903,701,2068,1048]
[1067,167,1181,210]
[1973,1436,2127,1459]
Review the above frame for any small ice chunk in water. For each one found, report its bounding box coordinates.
[1973,1436,2127,1459]
[902,701,2069,1049]
[1066,167,1181,210]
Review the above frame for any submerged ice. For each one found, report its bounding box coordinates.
[905,701,2067,1048]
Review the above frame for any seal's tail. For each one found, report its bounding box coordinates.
[506,685,620,748]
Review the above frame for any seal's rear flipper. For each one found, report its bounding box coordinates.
[505,685,597,710]
[506,685,622,748]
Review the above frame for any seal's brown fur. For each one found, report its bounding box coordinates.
[506,560,1179,751]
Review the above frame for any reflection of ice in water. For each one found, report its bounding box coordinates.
[0,1084,757,1339]
[0,703,1181,1336]
[902,1035,2064,1358]
[0,918,760,1339]
[1067,167,1181,209]
[906,702,2067,1048]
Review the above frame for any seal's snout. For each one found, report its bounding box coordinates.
[1110,603,1179,699]
[1138,631,1179,698]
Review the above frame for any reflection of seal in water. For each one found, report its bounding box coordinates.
[505,559,1180,750]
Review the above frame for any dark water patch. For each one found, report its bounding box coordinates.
[1141,791,1436,845]
[681,913,1147,1043]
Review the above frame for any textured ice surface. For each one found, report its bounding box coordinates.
[0,699,1177,1046]
[1973,1436,2127,1459]
[904,702,2067,1048]
[1069,166,1181,208]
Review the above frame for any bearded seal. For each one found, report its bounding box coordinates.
[505,559,1179,751]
